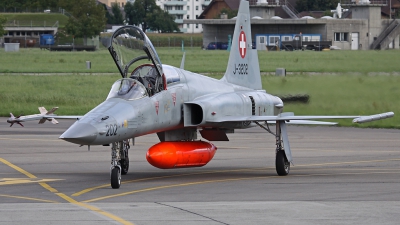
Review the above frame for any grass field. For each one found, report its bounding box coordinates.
[264,75,399,128]
[1,48,400,74]
[0,48,399,128]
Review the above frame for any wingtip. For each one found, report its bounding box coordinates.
[352,112,394,124]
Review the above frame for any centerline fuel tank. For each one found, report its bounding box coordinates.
[146,141,217,169]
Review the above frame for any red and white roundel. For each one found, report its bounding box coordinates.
[239,31,247,59]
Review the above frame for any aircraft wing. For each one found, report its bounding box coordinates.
[266,120,337,125]
[206,112,394,125]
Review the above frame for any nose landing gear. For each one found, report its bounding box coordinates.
[110,139,130,189]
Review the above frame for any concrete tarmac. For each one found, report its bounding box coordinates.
[1,118,399,224]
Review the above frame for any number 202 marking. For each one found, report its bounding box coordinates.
[106,124,117,136]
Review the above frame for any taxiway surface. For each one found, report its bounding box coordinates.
[1,118,399,224]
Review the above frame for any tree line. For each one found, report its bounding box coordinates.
[295,0,340,12]
[1,0,179,37]
[0,0,59,11]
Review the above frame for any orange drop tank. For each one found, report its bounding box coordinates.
[146,141,217,169]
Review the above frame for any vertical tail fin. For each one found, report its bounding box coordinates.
[221,0,261,90]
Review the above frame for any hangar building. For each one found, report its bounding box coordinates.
[185,0,400,50]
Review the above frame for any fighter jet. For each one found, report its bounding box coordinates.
[8,0,394,189]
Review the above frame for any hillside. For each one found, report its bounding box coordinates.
[1,13,68,28]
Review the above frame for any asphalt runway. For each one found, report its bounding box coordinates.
[1,117,399,225]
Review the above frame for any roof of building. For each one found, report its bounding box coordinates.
[297,11,325,18]
[199,0,241,19]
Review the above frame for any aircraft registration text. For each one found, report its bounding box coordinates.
[233,63,248,75]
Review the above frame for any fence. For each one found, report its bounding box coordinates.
[0,7,62,13]
[148,36,203,48]
[5,20,59,27]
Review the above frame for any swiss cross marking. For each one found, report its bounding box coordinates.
[239,31,246,58]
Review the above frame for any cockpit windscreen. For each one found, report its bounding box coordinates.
[107,78,148,100]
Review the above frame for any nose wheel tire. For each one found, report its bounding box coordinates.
[276,150,290,176]
[111,167,121,189]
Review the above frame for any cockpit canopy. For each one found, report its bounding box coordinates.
[105,26,164,95]
[107,78,148,100]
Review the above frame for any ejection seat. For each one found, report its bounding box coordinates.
[130,64,158,96]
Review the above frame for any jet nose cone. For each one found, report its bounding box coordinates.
[59,123,97,145]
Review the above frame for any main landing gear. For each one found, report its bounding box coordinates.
[110,139,130,189]
[256,121,292,176]
[275,121,290,176]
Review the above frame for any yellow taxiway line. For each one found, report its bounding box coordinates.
[0,158,37,178]
[72,167,269,197]
[0,178,62,186]
[57,193,134,225]
[83,169,400,203]
[0,194,59,203]
[0,157,134,225]
[83,175,275,203]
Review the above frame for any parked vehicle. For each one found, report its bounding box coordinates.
[206,42,229,50]
[40,34,55,45]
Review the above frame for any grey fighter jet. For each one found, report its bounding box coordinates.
[8,0,394,189]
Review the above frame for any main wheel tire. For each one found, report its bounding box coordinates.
[111,167,121,189]
[120,157,129,175]
[276,150,290,176]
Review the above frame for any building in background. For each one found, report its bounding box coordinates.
[187,0,399,50]
[156,0,212,33]
[98,0,127,7]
